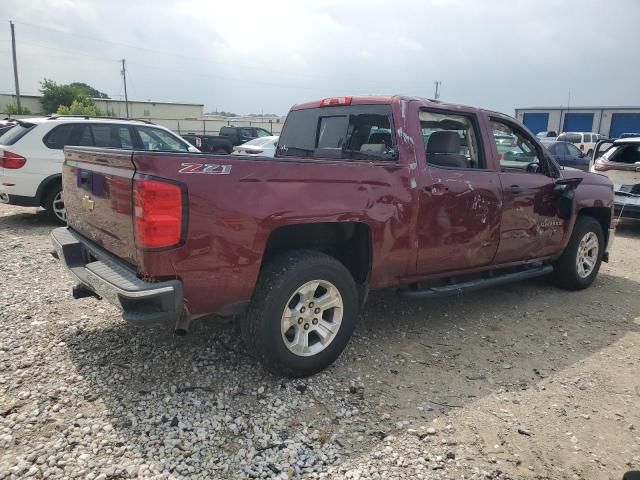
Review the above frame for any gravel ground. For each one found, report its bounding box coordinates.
[1,203,640,480]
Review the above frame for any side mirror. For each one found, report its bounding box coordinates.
[554,178,583,220]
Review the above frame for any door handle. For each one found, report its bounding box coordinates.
[506,185,523,194]
[424,184,449,194]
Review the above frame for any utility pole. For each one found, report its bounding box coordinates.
[10,21,21,113]
[434,81,441,100]
[121,59,129,118]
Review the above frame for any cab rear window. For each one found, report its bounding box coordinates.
[277,105,396,161]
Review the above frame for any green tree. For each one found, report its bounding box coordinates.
[39,79,109,114]
[68,82,109,99]
[57,98,105,116]
[3,103,32,115]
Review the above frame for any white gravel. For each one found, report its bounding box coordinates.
[1,205,640,479]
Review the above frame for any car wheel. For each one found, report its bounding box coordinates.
[241,250,359,377]
[44,185,67,225]
[551,216,603,290]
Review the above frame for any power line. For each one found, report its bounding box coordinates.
[14,39,121,62]
[9,19,325,81]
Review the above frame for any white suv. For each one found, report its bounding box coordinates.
[556,132,600,157]
[0,116,198,224]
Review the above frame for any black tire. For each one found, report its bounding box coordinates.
[551,216,603,290]
[242,250,359,377]
[43,184,66,225]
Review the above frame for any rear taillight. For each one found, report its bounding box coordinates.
[0,150,26,169]
[133,178,185,249]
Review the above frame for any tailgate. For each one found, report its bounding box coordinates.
[63,147,137,266]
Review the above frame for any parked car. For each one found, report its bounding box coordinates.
[591,138,640,219]
[544,141,591,171]
[181,133,232,154]
[556,132,599,157]
[619,133,640,139]
[232,136,279,157]
[536,130,558,139]
[219,126,273,146]
[51,95,614,377]
[0,115,198,224]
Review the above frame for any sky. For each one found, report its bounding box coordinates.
[0,0,639,116]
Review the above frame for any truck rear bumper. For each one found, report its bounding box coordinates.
[50,227,183,326]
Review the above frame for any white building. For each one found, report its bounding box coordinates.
[0,93,284,135]
[515,106,640,138]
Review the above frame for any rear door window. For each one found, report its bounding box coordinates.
[43,124,76,149]
[91,125,121,148]
[277,105,396,161]
[421,111,483,169]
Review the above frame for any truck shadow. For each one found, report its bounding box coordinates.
[62,270,640,477]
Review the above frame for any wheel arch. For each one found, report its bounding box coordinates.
[261,222,373,287]
[577,206,611,246]
[36,174,62,206]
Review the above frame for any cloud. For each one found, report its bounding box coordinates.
[0,0,639,115]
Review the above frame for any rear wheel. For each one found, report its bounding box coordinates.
[551,216,603,290]
[44,185,66,225]
[242,250,358,377]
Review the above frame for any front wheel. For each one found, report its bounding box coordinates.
[551,216,603,290]
[242,250,359,377]
[44,185,67,225]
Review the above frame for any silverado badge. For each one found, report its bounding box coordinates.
[81,195,94,212]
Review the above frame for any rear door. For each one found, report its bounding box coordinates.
[415,107,502,274]
[490,117,566,263]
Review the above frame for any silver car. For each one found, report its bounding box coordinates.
[591,138,640,219]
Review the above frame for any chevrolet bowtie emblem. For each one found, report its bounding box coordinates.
[81,195,94,212]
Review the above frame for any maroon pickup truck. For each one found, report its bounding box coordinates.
[51,95,615,376]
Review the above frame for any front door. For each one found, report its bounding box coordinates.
[490,118,567,264]
[416,108,502,275]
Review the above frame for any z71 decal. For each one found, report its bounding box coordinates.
[179,163,232,175]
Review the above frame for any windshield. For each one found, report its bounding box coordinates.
[0,122,35,146]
